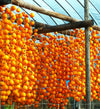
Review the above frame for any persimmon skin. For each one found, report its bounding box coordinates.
[0,5,100,108]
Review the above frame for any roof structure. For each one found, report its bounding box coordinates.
[2,0,98,35]
[0,0,98,35]
[19,0,100,26]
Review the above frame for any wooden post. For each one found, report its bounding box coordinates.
[84,0,91,109]
[78,101,81,109]
[91,101,94,109]
[74,99,75,109]
[42,99,43,109]
[59,104,61,109]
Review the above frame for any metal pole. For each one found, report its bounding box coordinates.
[84,0,91,109]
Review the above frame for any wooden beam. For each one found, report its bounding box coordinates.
[11,0,78,22]
[33,22,75,36]
[34,21,50,28]
[37,20,94,34]
[58,30,73,35]
[34,22,75,36]
[92,25,100,31]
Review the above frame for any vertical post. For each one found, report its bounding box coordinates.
[91,101,94,109]
[59,104,61,109]
[74,99,75,109]
[42,99,43,109]
[12,102,14,109]
[84,0,91,109]
[78,101,81,109]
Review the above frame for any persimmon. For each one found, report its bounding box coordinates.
[30,21,35,26]
[0,6,4,12]
[2,13,8,18]
[16,8,21,12]
[17,18,23,25]
[10,66,16,73]
[30,12,35,17]
[10,5,16,11]
[34,29,38,33]
[24,17,29,23]
[5,8,11,14]
[0,4,100,108]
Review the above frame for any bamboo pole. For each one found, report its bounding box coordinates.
[84,0,91,109]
